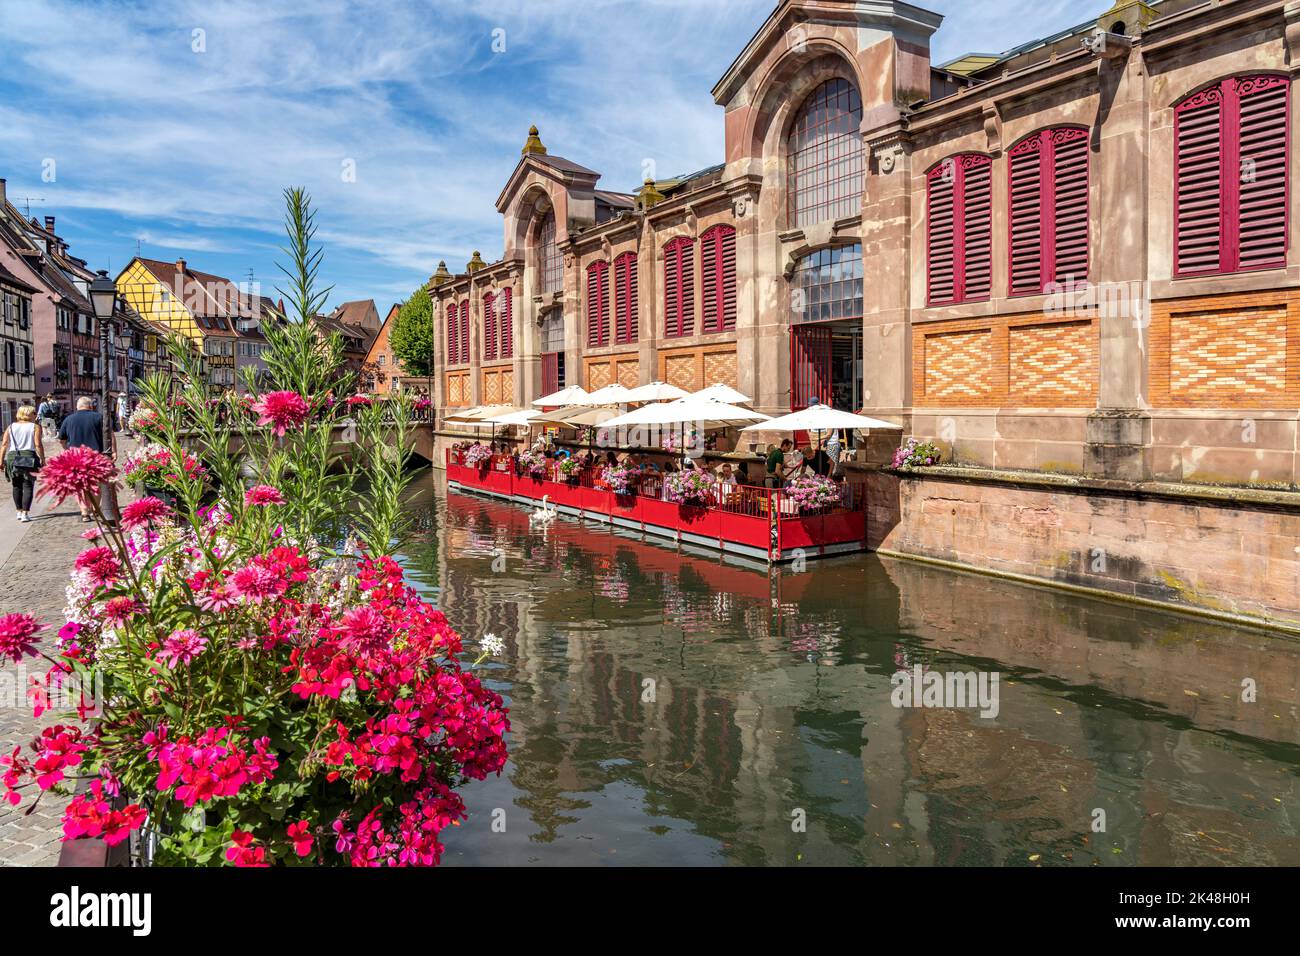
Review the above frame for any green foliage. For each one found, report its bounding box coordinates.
[388,286,433,378]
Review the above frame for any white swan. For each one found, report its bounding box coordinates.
[529,494,558,526]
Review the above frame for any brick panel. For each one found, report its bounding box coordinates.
[664,354,697,391]
[1149,289,1300,408]
[1008,320,1098,404]
[658,345,737,394]
[924,329,993,401]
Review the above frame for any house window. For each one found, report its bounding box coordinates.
[483,292,498,362]
[700,224,737,332]
[3,342,13,373]
[926,154,993,305]
[1174,74,1290,277]
[586,261,609,347]
[786,78,864,228]
[537,211,563,295]
[663,236,695,338]
[484,288,512,361]
[459,301,470,366]
[1008,127,1090,295]
[445,304,459,364]
[541,309,565,395]
[791,245,863,324]
[614,252,638,344]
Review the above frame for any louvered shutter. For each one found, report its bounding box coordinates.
[446,305,458,364]
[499,288,513,358]
[1008,137,1044,296]
[701,225,736,332]
[1051,128,1090,285]
[615,253,638,344]
[664,237,695,337]
[961,156,993,301]
[1235,75,1289,271]
[1175,86,1225,276]
[926,161,957,304]
[459,301,470,366]
[587,262,609,347]
[483,292,497,362]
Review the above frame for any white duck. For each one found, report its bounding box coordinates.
[529,495,558,526]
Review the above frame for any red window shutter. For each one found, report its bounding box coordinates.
[926,162,957,304]
[1008,136,1044,296]
[499,288,513,358]
[961,156,992,301]
[1175,86,1225,276]
[483,292,497,362]
[663,237,694,337]
[541,352,559,396]
[586,261,609,347]
[701,225,736,332]
[615,252,638,344]
[459,301,470,366]
[1235,75,1289,271]
[446,306,458,364]
[1008,127,1090,295]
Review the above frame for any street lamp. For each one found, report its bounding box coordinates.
[89,269,118,452]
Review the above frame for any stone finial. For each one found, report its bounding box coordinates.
[637,178,666,211]
[521,125,547,156]
[467,251,487,273]
[1097,1,1158,36]
[431,260,452,286]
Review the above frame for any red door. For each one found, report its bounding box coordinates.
[790,325,832,410]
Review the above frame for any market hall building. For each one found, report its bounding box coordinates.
[430,0,1300,630]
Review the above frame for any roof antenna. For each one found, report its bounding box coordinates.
[16,197,45,217]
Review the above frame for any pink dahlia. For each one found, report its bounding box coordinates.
[244,484,285,506]
[37,447,116,504]
[230,563,285,604]
[121,496,171,530]
[73,547,123,588]
[337,605,389,656]
[100,596,141,626]
[157,628,207,669]
[0,614,43,663]
[252,391,310,437]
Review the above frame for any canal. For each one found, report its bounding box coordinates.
[398,469,1300,866]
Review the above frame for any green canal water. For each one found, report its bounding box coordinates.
[398,470,1300,866]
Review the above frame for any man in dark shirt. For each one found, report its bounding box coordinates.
[809,445,832,478]
[765,439,792,488]
[58,396,117,522]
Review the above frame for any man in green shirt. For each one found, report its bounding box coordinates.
[766,439,792,488]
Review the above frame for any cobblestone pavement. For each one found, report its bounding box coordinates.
[0,435,137,866]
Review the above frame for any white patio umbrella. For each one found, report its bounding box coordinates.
[691,383,752,405]
[580,382,635,405]
[531,385,590,407]
[624,380,690,403]
[603,397,769,429]
[481,409,542,427]
[740,404,902,433]
[531,405,619,427]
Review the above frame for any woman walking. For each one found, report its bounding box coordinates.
[1,405,45,522]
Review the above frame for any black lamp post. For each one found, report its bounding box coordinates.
[88,270,118,452]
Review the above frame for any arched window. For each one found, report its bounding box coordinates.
[1008,127,1090,296]
[537,211,563,294]
[663,236,695,338]
[700,225,737,333]
[791,244,863,324]
[614,252,638,344]
[786,78,864,228]
[586,261,610,347]
[1175,74,1289,277]
[926,154,992,305]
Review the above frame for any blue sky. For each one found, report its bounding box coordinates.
[0,0,1090,311]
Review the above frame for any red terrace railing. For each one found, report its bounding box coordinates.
[445,448,868,562]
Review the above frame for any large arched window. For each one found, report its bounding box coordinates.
[1174,74,1290,277]
[791,244,863,325]
[536,211,563,294]
[786,78,864,228]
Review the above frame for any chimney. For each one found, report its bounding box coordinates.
[44,216,55,234]
[176,258,186,272]
[0,179,6,206]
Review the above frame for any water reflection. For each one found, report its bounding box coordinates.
[398,470,1300,866]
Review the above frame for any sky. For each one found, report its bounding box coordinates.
[0,0,1092,311]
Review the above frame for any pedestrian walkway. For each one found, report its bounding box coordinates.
[0,434,135,866]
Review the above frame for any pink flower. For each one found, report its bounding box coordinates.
[157,628,207,668]
[73,547,123,588]
[337,605,389,656]
[226,830,268,867]
[80,529,101,541]
[121,496,171,530]
[230,563,284,604]
[37,447,116,504]
[244,484,285,506]
[252,391,309,437]
[0,614,43,663]
[287,819,314,857]
[345,395,371,407]
[100,596,140,626]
